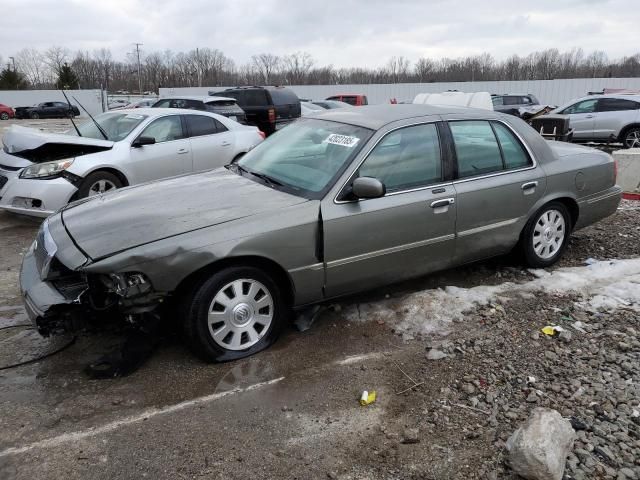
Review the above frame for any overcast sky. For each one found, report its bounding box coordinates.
[2,0,639,68]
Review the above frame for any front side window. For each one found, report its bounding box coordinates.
[563,99,597,114]
[450,121,503,177]
[358,123,442,192]
[186,115,217,137]
[139,116,185,143]
[491,96,504,106]
[236,118,372,198]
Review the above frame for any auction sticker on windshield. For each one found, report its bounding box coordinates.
[325,134,360,147]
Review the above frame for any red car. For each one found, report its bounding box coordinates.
[0,103,14,120]
[325,94,368,106]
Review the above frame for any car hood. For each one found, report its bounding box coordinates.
[4,125,114,153]
[61,168,310,260]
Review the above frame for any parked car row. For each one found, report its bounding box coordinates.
[5,103,620,363]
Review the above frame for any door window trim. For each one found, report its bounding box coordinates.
[445,118,538,185]
[333,120,451,204]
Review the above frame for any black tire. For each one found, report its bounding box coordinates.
[183,266,286,362]
[521,201,572,268]
[76,171,123,198]
[0,112,9,120]
[29,112,39,119]
[621,127,640,149]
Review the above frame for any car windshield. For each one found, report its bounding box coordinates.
[76,112,148,141]
[235,118,373,199]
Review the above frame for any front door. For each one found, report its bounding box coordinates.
[444,119,546,263]
[184,114,236,172]
[322,122,456,297]
[128,115,191,183]
[561,99,598,139]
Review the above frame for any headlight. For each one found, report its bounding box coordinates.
[20,159,74,179]
[101,272,152,298]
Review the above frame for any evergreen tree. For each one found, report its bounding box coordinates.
[0,68,28,89]
[56,63,79,89]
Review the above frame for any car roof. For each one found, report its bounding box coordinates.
[309,104,501,129]
[110,108,224,117]
[157,95,236,102]
[578,94,640,101]
[327,94,366,97]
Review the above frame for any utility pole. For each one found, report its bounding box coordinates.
[196,48,202,87]
[134,43,143,94]
[9,56,15,71]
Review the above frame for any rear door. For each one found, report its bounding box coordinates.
[560,99,598,139]
[185,114,236,171]
[445,119,546,263]
[594,97,640,139]
[322,122,457,297]
[127,115,191,182]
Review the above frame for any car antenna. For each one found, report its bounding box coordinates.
[71,95,109,141]
[60,89,82,137]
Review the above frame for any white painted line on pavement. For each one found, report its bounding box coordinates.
[0,376,285,458]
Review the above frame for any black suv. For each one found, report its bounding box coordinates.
[152,96,246,123]
[210,86,301,135]
[491,94,540,116]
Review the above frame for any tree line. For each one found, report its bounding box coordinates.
[1,46,639,92]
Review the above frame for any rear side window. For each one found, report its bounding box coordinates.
[503,96,520,106]
[342,96,357,106]
[450,121,503,178]
[153,99,171,108]
[268,88,299,105]
[492,122,532,170]
[214,119,228,132]
[186,115,217,137]
[359,123,442,192]
[597,98,640,112]
[240,90,269,106]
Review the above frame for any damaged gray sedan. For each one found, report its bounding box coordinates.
[20,105,622,362]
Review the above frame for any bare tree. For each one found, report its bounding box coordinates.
[15,48,47,87]
[251,53,281,84]
[44,46,71,81]
[282,51,314,84]
[386,56,410,83]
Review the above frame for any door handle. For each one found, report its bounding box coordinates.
[177,148,189,154]
[521,181,538,190]
[585,115,594,118]
[221,141,231,147]
[430,198,455,209]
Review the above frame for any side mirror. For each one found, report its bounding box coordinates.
[351,177,386,199]
[132,136,156,148]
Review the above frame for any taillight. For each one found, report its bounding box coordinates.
[268,108,276,124]
[613,157,618,182]
[258,130,266,140]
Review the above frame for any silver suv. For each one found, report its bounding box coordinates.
[553,94,640,148]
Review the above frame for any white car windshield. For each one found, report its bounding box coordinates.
[76,112,148,141]
[236,118,373,198]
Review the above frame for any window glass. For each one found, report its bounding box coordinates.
[186,115,217,137]
[450,121,503,178]
[491,96,504,106]
[342,96,357,105]
[153,99,170,108]
[214,119,228,132]
[77,112,147,141]
[269,88,298,105]
[520,96,532,104]
[237,118,372,197]
[139,116,184,143]
[597,98,640,112]
[503,96,520,105]
[359,124,441,192]
[362,96,368,105]
[563,99,597,114]
[241,90,268,106]
[492,122,531,170]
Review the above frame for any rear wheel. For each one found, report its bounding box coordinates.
[521,201,571,268]
[622,127,640,149]
[183,266,286,362]
[0,112,8,120]
[77,171,123,198]
[29,112,39,119]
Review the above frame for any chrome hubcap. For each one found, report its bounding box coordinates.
[207,279,273,351]
[88,179,117,196]
[533,209,565,259]
[625,130,640,148]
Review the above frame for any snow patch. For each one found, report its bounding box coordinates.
[343,259,640,337]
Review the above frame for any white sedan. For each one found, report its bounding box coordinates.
[0,108,264,217]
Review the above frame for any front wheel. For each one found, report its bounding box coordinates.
[29,112,39,119]
[77,171,123,198]
[622,127,640,149]
[183,266,286,362]
[521,202,571,268]
[0,112,9,120]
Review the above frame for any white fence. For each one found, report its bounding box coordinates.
[160,77,640,107]
[0,89,105,117]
